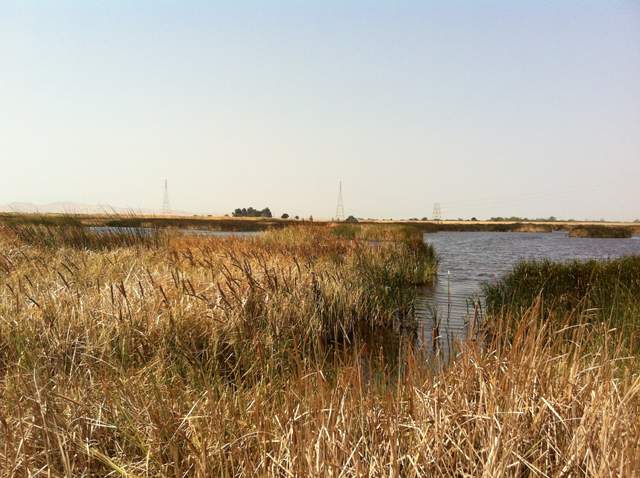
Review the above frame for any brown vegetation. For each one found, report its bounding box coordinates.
[3,211,639,235]
[568,225,634,238]
[0,224,638,476]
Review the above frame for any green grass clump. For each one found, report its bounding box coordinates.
[326,224,437,287]
[484,256,640,350]
[330,223,426,242]
[569,225,633,238]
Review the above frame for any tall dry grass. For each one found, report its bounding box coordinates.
[2,217,164,250]
[0,225,638,476]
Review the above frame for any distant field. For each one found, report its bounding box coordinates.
[1,212,638,235]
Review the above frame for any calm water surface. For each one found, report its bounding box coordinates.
[417,231,640,354]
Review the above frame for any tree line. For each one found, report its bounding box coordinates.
[232,207,272,218]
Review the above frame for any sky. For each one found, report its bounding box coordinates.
[1,0,639,220]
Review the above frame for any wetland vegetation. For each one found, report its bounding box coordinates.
[0,220,638,476]
[484,256,640,353]
[3,211,638,236]
[568,224,634,238]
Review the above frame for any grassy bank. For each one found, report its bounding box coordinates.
[0,225,639,475]
[568,225,634,238]
[484,256,640,351]
[5,221,165,250]
[0,212,287,232]
[3,212,639,235]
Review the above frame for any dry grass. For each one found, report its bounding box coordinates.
[0,225,638,476]
[5,211,640,234]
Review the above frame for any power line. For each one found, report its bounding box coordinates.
[432,202,442,223]
[437,184,607,208]
[431,184,614,219]
[335,180,345,220]
[162,179,171,214]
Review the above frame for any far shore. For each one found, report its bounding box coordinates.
[1,211,639,235]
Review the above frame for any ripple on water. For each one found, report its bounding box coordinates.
[417,231,640,356]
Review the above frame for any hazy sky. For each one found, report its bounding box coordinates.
[1,1,639,220]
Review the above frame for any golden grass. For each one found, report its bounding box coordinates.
[0,225,638,476]
[4,211,640,234]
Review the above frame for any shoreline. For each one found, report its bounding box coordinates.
[2,211,639,235]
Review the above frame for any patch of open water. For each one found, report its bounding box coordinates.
[417,231,640,356]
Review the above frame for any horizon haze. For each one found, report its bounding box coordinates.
[1,1,639,220]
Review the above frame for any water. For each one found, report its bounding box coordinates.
[416,231,640,355]
[179,229,261,237]
[88,226,157,236]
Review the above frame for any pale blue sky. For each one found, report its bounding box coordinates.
[1,1,639,220]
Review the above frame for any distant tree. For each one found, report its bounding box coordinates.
[471,217,478,221]
[294,215,300,220]
[309,215,314,222]
[281,213,290,219]
[345,215,359,223]
[491,216,529,222]
[421,217,428,221]
[261,208,272,218]
[231,206,272,218]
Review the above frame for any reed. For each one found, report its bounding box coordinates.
[568,225,633,238]
[483,257,640,350]
[0,225,638,476]
[1,221,165,250]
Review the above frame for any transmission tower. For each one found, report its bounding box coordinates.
[335,180,345,221]
[432,202,442,223]
[162,179,171,215]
